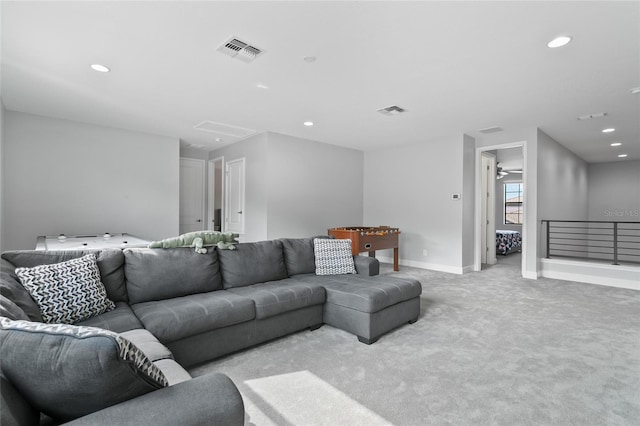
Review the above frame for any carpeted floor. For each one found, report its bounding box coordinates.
[190,259,640,426]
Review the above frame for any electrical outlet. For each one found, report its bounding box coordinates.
[422,249,428,257]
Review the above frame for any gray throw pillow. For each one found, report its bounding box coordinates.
[15,254,115,324]
[0,318,168,422]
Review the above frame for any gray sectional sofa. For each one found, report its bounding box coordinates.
[1,236,422,425]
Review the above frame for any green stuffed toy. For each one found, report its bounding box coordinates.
[148,231,239,254]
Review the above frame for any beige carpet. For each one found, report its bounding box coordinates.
[190,259,640,426]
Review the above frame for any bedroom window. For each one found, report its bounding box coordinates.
[504,183,523,224]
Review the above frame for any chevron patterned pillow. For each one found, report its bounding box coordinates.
[15,254,115,324]
[313,238,357,275]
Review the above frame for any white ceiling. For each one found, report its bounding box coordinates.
[2,1,638,163]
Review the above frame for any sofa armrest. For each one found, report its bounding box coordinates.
[65,373,244,426]
[353,256,379,276]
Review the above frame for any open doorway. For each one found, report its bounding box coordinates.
[494,147,524,267]
[475,143,526,275]
[207,157,224,232]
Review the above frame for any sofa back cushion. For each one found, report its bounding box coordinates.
[1,259,42,322]
[1,372,39,426]
[280,236,331,276]
[0,318,167,422]
[1,249,128,303]
[124,247,222,304]
[218,240,287,288]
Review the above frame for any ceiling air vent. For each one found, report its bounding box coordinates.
[194,120,256,138]
[217,37,264,63]
[377,105,407,116]
[478,126,504,134]
[577,112,607,121]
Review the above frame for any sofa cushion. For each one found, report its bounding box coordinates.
[294,274,422,313]
[2,249,128,303]
[75,301,143,333]
[1,373,39,426]
[226,279,326,319]
[124,248,222,304]
[0,318,167,422]
[15,254,115,324]
[313,238,356,275]
[280,236,331,276]
[131,291,255,342]
[218,240,288,289]
[0,294,30,321]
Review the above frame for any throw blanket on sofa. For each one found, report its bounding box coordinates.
[148,231,239,254]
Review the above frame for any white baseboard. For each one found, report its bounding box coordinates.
[376,256,466,275]
[541,258,640,291]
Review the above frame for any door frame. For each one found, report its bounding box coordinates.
[474,142,527,275]
[179,157,206,233]
[207,156,224,232]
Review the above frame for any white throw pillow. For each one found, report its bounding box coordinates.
[313,238,357,275]
[15,254,115,324]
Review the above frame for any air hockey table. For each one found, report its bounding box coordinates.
[36,233,151,251]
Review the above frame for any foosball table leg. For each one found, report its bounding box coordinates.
[393,247,399,271]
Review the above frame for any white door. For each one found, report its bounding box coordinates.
[225,158,245,234]
[179,158,205,234]
[481,152,497,265]
[207,157,224,232]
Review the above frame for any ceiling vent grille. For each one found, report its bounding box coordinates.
[478,126,504,134]
[194,121,256,138]
[377,105,406,116]
[577,112,607,121]
[217,37,264,63]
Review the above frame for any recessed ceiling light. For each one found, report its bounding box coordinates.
[602,128,615,133]
[303,121,314,127]
[610,142,622,147]
[215,138,223,142]
[631,87,640,95]
[547,36,572,48]
[90,64,110,73]
[618,154,628,158]
[256,83,269,89]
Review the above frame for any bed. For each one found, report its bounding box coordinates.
[496,230,522,255]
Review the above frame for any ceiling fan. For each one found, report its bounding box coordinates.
[496,163,523,179]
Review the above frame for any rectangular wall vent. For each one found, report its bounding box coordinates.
[377,105,407,116]
[478,126,504,134]
[194,121,256,138]
[217,37,264,63]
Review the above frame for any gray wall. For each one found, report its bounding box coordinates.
[209,133,269,242]
[266,132,363,239]
[461,134,476,268]
[0,98,4,253]
[3,111,180,250]
[209,132,363,242]
[588,160,640,222]
[363,135,470,273]
[537,129,589,222]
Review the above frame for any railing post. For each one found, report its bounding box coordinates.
[545,220,550,259]
[613,222,618,265]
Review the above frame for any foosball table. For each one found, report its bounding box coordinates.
[328,226,401,271]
